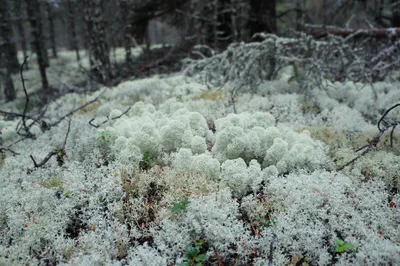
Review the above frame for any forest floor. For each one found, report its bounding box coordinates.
[0,44,399,266]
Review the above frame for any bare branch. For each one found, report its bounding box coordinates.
[111,106,131,120]
[30,119,72,168]
[337,103,400,171]
[0,147,19,155]
[20,56,35,138]
[305,24,400,39]
[88,106,131,128]
[50,97,98,128]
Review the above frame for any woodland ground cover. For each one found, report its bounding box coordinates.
[0,43,399,266]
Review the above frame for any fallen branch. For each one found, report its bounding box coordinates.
[88,106,131,128]
[305,25,400,39]
[336,103,400,171]
[0,147,19,155]
[50,96,101,128]
[30,118,71,168]
[0,110,37,121]
[0,135,28,155]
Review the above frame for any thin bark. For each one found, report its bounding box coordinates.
[26,0,50,96]
[41,3,50,68]
[392,0,400,27]
[0,0,18,101]
[83,0,112,83]
[0,0,20,74]
[296,0,303,32]
[248,0,276,36]
[14,0,29,69]
[66,0,80,62]
[213,0,219,49]
[46,2,58,58]
[120,0,133,62]
[3,72,15,101]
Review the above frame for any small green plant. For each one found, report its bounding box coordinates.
[139,151,157,170]
[335,239,355,253]
[95,130,112,141]
[178,240,208,266]
[171,198,190,213]
[255,216,277,229]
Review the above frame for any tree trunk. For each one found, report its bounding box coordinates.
[0,0,18,101]
[46,2,58,58]
[83,0,112,83]
[14,0,29,69]
[66,0,80,61]
[296,0,302,31]
[39,2,50,68]
[3,71,16,101]
[392,0,400,27]
[0,56,16,102]
[120,0,133,62]
[218,0,234,49]
[26,0,50,96]
[205,0,234,50]
[248,0,276,36]
[0,0,20,74]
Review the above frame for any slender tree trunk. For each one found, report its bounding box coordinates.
[0,0,20,74]
[83,0,112,83]
[218,0,233,49]
[120,0,132,62]
[14,0,29,69]
[373,0,388,27]
[26,0,49,96]
[66,1,80,62]
[0,0,18,101]
[392,0,400,27]
[0,57,16,102]
[212,0,219,49]
[248,0,276,36]
[46,2,58,58]
[3,71,15,101]
[41,3,49,68]
[296,0,302,32]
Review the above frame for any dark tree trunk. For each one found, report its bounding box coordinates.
[46,2,58,58]
[83,0,112,83]
[0,56,16,102]
[205,0,234,50]
[392,0,400,27]
[3,71,16,101]
[14,0,29,69]
[66,0,80,61]
[357,0,367,10]
[372,0,388,27]
[296,0,302,31]
[126,0,189,46]
[41,2,50,68]
[248,0,276,36]
[26,0,49,96]
[130,11,149,46]
[0,0,20,74]
[217,0,233,49]
[0,0,18,101]
[120,0,133,62]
